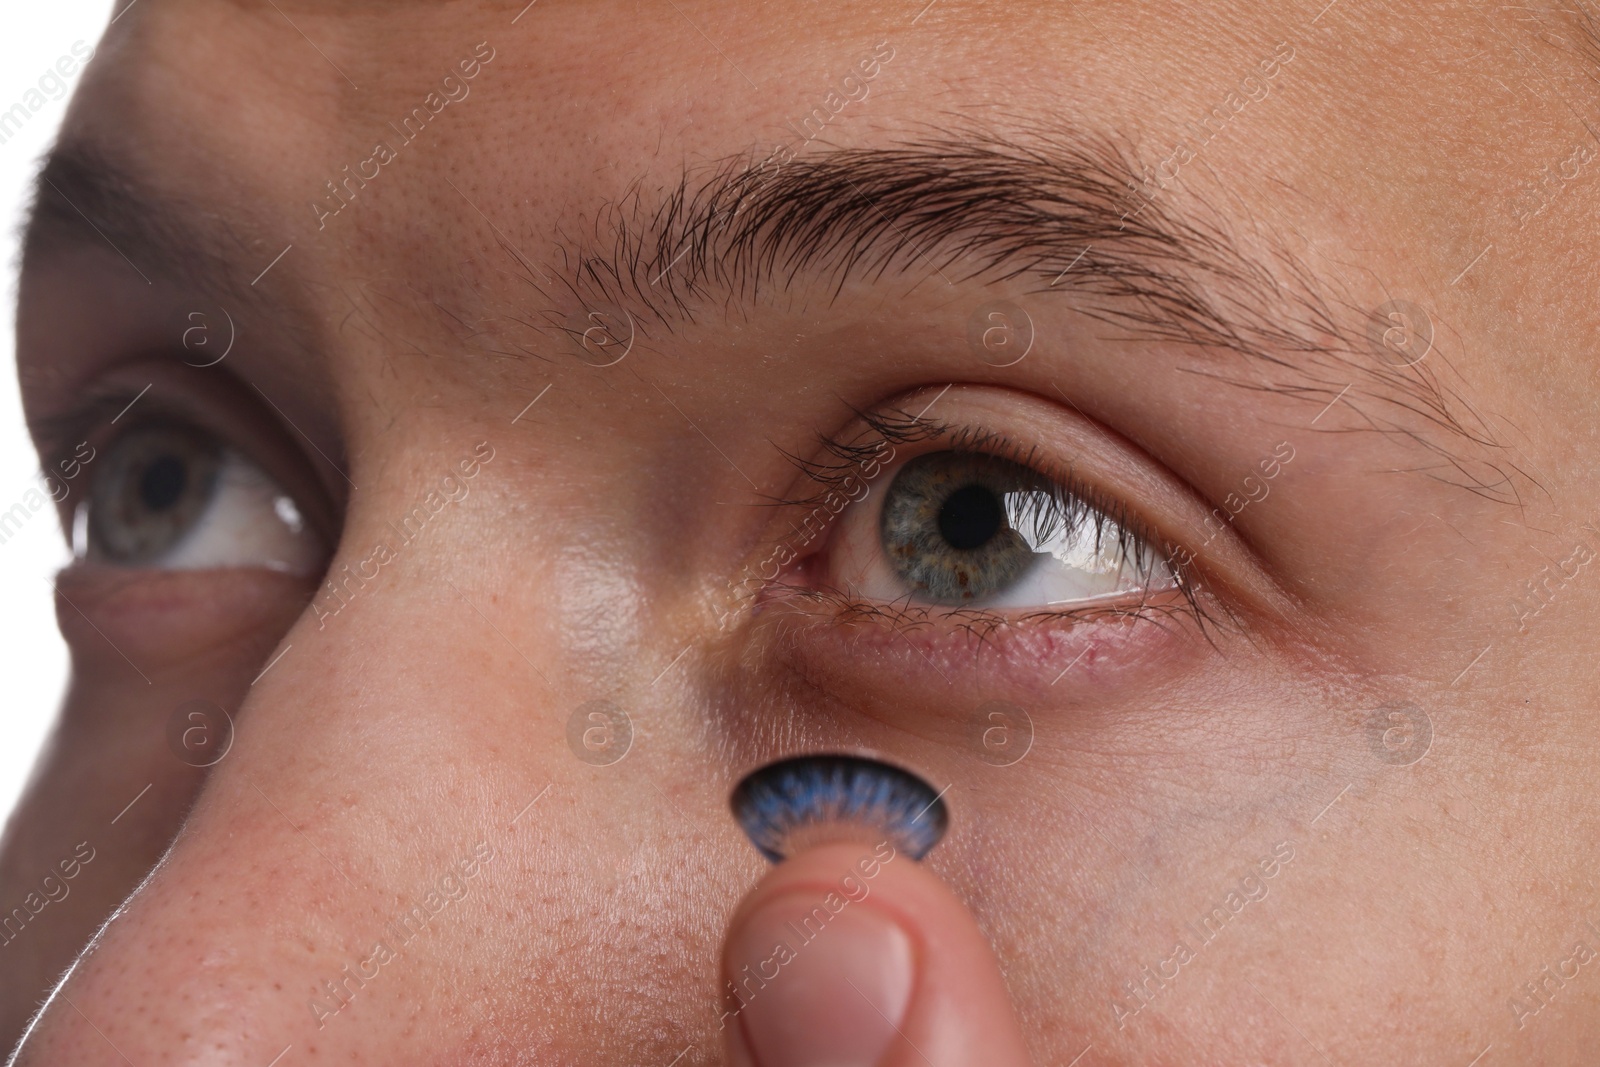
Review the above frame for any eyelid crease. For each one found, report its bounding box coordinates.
[30,386,149,474]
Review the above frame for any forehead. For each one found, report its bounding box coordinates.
[39,0,1600,419]
[66,1,1590,233]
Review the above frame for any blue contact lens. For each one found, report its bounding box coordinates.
[730,754,949,863]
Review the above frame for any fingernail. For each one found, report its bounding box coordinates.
[727,891,914,1067]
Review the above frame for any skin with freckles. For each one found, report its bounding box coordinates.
[4,0,1600,1063]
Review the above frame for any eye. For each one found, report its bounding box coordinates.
[818,448,1176,610]
[79,421,325,574]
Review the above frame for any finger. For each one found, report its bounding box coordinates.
[720,840,1032,1067]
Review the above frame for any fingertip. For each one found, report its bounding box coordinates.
[722,841,1032,1067]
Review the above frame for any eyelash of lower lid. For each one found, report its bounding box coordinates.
[767,406,1223,638]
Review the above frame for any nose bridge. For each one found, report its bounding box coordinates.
[23,727,403,1053]
[10,607,525,1062]
[11,492,756,1064]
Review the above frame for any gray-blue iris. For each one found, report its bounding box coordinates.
[89,424,221,564]
[879,451,1052,603]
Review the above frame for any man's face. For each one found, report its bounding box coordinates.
[5,0,1600,1062]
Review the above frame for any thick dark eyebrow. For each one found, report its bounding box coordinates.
[568,129,1529,505]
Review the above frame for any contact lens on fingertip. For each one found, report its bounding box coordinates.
[730,754,949,863]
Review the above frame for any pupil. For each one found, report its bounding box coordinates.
[138,455,188,512]
[937,484,1005,551]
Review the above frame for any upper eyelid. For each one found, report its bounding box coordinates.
[30,387,150,471]
[776,404,946,506]
[777,406,1118,541]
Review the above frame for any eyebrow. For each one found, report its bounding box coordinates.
[21,143,253,297]
[22,134,1526,505]
[572,128,1527,504]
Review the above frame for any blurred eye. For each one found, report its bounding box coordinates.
[821,450,1175,609]
[80,421,325,574]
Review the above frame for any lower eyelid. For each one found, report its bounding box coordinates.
[757,587,1213,729]
[51,564,316,673]
[763,574,1206,639]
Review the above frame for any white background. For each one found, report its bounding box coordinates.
[0,3,117,827]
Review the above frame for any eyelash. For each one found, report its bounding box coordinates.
[765,404,1228,642]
